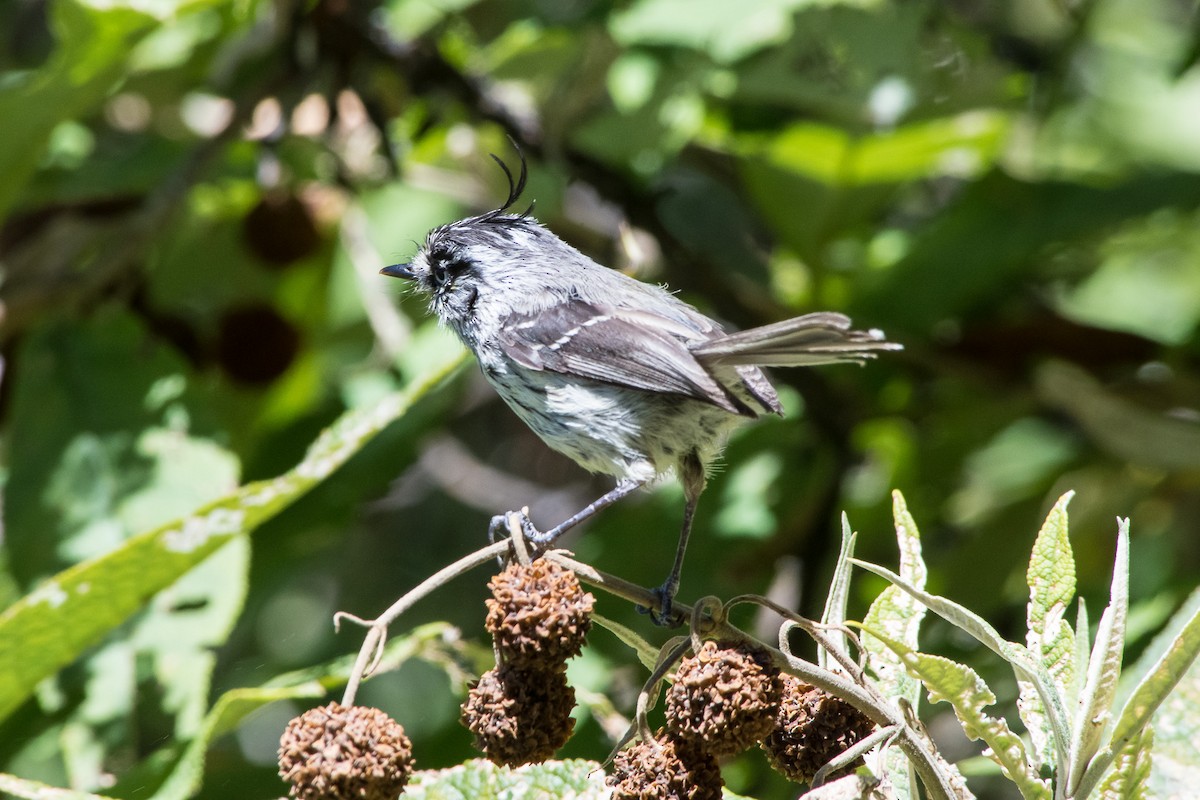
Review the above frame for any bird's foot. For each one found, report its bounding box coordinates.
[637,584,686,628]
[487,510,554,547]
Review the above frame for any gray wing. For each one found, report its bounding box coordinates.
[495,300,760,416]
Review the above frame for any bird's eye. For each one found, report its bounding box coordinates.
[429,255,466,291]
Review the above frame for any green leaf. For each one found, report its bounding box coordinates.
[818,513,856,670]
[1096,725,1152,800]
[863,630,1051,800]
[592,613,663,674]
[1107,588,1200,785]
[761,112,1010,186]
[1143,645,1200,799]
[405,758,610,799]
[1019,492,1077,770]
[0,350,467,724]
[861,490,929,800]
[851,557,1072,763]
[1068,520,1130,796]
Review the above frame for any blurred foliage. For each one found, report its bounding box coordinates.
[1,0,1200,797]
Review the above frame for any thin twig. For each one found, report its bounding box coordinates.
[545,551,694,622]
[340,539,510,706]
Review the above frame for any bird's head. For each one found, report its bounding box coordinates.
[381,149,552,332]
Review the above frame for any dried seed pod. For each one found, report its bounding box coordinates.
[761,673,876,784]
[460,665,576,767]
[607,730,723,800]
[664,639,782,757]
[278,702,413,800]
[486,558,594,668]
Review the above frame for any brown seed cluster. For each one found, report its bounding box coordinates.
[278,702,413,800]
[609,730,723,800]
[761,673,876,784]
[461,665,577,766]
[664,639,783,757]
[462,558,594,766]
[608,640,782,797]
[486,558,594,668]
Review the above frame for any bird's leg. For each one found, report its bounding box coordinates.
[488,478,644,548]
[645,451,705,627]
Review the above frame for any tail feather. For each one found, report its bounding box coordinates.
[692,312,901,367]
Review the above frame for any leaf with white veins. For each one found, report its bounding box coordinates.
[1020,492,1077,770]
[863,629,1050,800]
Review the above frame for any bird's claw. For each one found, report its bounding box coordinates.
[488,510,550,546]
[636,585,686,628]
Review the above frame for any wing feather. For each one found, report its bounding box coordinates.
[496,300,756,416]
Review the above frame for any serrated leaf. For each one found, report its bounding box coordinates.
[863,630,1050,800]
[1019,492,1077,770]
[819,513,857,670]
[1096,725,1152,800]
[861,491,929,800]
[852,558,1073,767]
[0,350,467,724]
[1068,521,1130,796]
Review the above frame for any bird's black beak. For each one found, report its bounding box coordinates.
[380,262,415,280]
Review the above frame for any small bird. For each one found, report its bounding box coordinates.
[382,153,900,624]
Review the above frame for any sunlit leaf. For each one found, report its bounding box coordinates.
[1096,726,1152,800]
[1108,591,1200,790]
[1019,492,1076,770]
[852,558,1072,759]
[610,0,839,64]
[763,112,1009,185]
[863,630,1050,800]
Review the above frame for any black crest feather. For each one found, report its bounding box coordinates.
[477,138,532,223]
